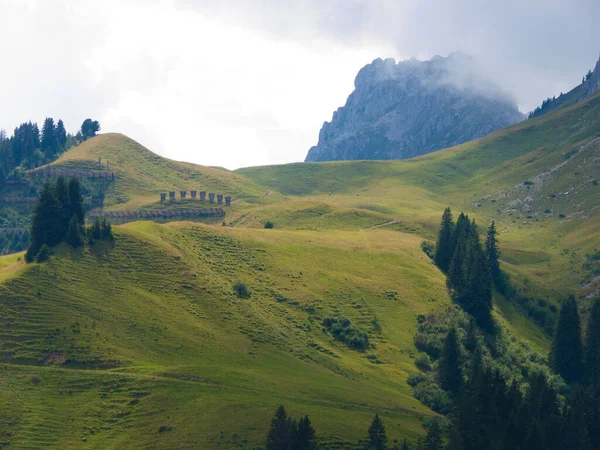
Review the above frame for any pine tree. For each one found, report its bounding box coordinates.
[423,418,444,450]
[551,296,583,383]
[54,176,70,241]
[266,405,295,450]
[41,117,57,156]
[297,415,317,450]
[28,182,63,256]
[68,178,85,226]
[368,414,388,450]
[439,327,462,396]
[56,119,67,150]
[66,215,84,248]
[401,439,411,450]
[584,298,600,386]
[434,208,455,271]
[485,221,500,282]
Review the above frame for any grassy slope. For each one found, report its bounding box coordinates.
[48,133,281,209]
[1,93,599,448]
[0,223,446,448]
[239,92,600,301]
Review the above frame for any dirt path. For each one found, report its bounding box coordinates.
[360,220,398,232]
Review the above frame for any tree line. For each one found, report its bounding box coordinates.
[0,118,100,180]
[25,176,113,262]
[410,207,600,449]
[264,406,424,449]
[433,208,498,332]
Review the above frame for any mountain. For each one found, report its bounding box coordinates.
[1,89,600,447]
[305,53,525,162]
[529,53,600,119]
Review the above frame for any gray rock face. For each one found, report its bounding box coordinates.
[580,55,600,101]
[305,53,525,162]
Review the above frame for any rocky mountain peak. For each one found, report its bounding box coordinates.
[305,53,524,163]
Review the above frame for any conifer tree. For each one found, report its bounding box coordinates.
[54,176,70,240]
[584,298,600,386]
[439,327,462,396]
[68,178,85,226]
[266,406,295,450]
[484,221,500,282]
[66,215,84,248]
[41,117,57,156]
[368,414,387,450]
[423,418,444,450]
[434,208,454,271]
[297,415,317,450]
[56,119,67,150]
[27,182,62,258]
[551,296,583,383]
[401,439,411,450]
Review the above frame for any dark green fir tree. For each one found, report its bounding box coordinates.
[551,296,583,384]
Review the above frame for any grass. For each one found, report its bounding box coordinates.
[0,223,445,448]
[1,92,600,447]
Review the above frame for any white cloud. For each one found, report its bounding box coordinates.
[1,0,598,169]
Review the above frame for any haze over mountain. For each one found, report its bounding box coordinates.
[306,53,525,162]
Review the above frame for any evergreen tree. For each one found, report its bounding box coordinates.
[423,418,444,450]
[100,217,114,241]
[434,208,455,271]
[56,119,67,150]
[439,327,462,396]
[68,178,85,225]
[266,405,296,450]
[41,117,57,156]
[584,298,600,386]
[297,415,317,450]
[484,221,500,282]
[28,182,62,257]
[55,176,70,240]
[66,215,84,248]
[368,414,387,450]
[551,296,583,383]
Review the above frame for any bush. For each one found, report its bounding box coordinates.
[36,244,50,263]
[322,315,369,351]
[233,281,251,299]
[411,374,452,414]
[264,221,274,229]
[420,241,435,259]
[415,353,432,372]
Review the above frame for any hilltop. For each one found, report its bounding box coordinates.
[305,53,525,162]
[0,89,599,447]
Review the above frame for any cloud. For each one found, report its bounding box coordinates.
[1,0,599,169]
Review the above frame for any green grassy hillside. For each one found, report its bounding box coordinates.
[0,222,447,448]
[47,133,281,210]
[0,92,599,448]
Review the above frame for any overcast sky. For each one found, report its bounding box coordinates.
[1,0,599,169]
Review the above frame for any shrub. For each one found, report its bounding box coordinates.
[233,281,251,299]
[420,241,435,259]
[411,374,452,414]
[415,353,432,372]
[264,221,274,229]
[158,425,172,433]
[36,244,50,263]
[322,315,369,351]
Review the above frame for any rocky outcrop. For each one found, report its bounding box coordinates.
[580,55,600,101]
[305,53,525,162]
